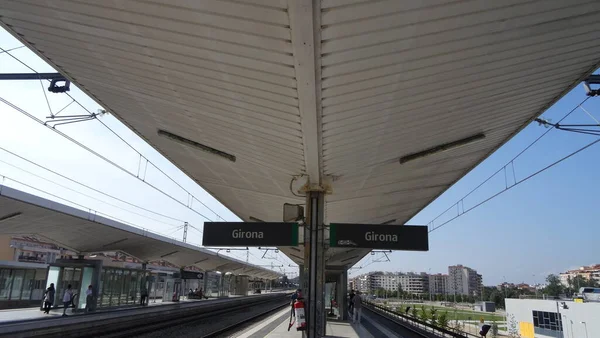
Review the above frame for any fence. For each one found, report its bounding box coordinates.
[364,301,482,338]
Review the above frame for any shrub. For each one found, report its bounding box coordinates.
[437,311,449,329]
[419,305,430,322]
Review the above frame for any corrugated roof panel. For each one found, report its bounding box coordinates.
[3,0,600,268]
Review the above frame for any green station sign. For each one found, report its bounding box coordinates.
[329,224,428,251]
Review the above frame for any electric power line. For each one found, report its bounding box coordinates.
[428,97,599,233]
[1,173,140,229]
[0,44,224,222]
[1,174,193,243]
[0,95,215,222]
[0,145,186,224]
[428,97,592,233]
[0,156,182,228]
[0,46,25,54]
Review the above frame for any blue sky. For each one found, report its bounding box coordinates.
[1,28,599,285]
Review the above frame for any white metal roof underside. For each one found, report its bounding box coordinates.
[0,185,281,279]
[1,0,599,268]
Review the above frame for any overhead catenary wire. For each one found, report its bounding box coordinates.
[59,91,225,221]
[0,45,25,54]
[0,156,182,228]
[1,174,196,243]
[428,96,598,233]
[0,145,186,224]
[0,95,214,222]
[1,174,141,229]
[0,44,224,222]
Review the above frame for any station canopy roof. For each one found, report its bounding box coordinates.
[0,184,282,279]
[1,0,599,268]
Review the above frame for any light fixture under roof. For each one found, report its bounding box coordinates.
[158,129,236,162]
[399,133,486,165]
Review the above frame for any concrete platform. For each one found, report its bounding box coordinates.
[235,307,374,338]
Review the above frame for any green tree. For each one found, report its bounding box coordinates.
[544,274,563,298]
[429,307,437,325]
[374,288,386,298]
[418,305,429,322]
[507,314,519,338]
[437,311,449,329]
[572,275,599,289]
[411,306,418,318]
[491,319,499,338]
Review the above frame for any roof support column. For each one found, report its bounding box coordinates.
[303,190,326,337]
[337,270,348,321]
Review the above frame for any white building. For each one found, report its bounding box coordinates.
[506,298,599,338]
[368,272,399,292]
[398,272,429,295]
[559,264,600,287]
[447,265,482,297]
[350,274,369,293]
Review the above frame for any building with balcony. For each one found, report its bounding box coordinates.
[429,273,448,295]
[447,265,482,297]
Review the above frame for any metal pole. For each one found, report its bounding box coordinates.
[581,322,588,338]
[183,222,188,243]
[304,191,325,337]
[556,302,564,338]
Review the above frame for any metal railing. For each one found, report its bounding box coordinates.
[364,301,481,338]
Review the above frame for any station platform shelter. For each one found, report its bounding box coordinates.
[0,184,281,312]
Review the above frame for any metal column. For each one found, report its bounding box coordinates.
[337,270,348,320]
[304,191,326,337]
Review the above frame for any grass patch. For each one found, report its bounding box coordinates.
[391,304,504,322]
[448,312,504,321]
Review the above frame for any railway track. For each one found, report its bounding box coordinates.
[0,294,291,338]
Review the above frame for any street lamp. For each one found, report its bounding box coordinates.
[580,321,589,338]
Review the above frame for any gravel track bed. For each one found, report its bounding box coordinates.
[130,300,286,338]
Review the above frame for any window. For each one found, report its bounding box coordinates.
[532,311,563,332]
[10,269,25,300]
[0,269,11,300]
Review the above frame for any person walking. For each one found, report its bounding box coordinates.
[352,291,363,324]
[43,283,55,314]
[84,285,94,313]
[62,284,74,317]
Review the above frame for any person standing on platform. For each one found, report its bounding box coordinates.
[290,289,300,317]
[348,289,356,315]
[62,284,73,317]
[352,291,362,324]
[85,285,94,313]
[141,286,149,306]
[43,283,55,314]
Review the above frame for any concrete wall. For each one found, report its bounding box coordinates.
[506,299,600,338]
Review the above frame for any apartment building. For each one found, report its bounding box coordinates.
[398,272,429,295]
[429,273,448,295]
[559,264,600,287]
[447,265,482,296]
